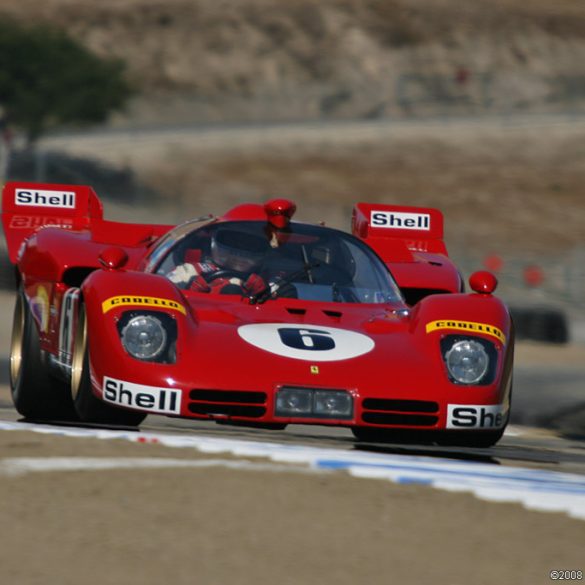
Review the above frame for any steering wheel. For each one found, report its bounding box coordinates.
[202,269,244,282]
[314,265,353,286]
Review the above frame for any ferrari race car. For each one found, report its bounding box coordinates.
[2,181,514,446]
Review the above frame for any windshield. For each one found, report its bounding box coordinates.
[153,220,403,304]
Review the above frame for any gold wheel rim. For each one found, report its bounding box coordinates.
[10,295,24,387]
[70,306,87,401]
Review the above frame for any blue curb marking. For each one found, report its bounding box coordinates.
[1,420,584,519]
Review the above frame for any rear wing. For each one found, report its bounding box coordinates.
[352,202,463,302]
[1,181,103,262]
[352,202,447,258]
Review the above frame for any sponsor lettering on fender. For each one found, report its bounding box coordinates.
[103,377,182,414]
[447,404,507,429]
[102,295,186,315]
[426,320,506,344]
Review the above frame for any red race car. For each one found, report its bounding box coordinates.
[2,181,513,446]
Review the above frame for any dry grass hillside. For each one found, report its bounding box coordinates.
[1,0,585,124]
[2,0,585,275]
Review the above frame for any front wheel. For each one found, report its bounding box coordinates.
[10,289,77,421]
[71,305,146,427]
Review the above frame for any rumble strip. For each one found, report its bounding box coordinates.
[0,421,584,521]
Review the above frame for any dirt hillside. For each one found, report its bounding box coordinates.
[3,0,585,275]
[1,0,584,124]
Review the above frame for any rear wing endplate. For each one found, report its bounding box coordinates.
[352,202,447,259]
[1,181,103,263]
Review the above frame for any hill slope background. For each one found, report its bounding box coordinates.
[1,0,585,124]
[1,0,585,308]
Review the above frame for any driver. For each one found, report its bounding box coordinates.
[167,227,268,295]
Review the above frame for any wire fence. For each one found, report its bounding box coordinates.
[454,248,585,309]
[454,247,585,343]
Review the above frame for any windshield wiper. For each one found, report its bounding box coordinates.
[248,261,321,305]
[301,244,315,284]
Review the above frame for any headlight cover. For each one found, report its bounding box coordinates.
[275,387,353,419]
[120,314,170,361]
[442,337,497,385]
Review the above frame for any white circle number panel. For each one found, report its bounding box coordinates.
[237,323,375,362]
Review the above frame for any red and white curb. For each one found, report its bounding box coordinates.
[1,420,584,521]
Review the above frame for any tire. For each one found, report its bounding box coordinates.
[352,426,505,447]
[71,304,146,427]
[434,428,505,448]
[215,420,287,430]
[10,289,77,421]
[351,427,433,444]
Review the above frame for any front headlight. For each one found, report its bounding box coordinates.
[121,315,167,360]
[275,387,353,419]
[444,339,489,384]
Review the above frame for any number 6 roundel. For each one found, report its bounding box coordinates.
[237,323,375,362]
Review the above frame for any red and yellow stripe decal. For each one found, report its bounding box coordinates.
[426,320,506,344]
[102,295,186,315]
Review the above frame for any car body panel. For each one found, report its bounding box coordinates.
[2,181,514,441]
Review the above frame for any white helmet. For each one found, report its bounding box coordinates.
[211,228,267,273]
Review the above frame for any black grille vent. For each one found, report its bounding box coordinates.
[361,398,439,427]
[188,389,267,419]
[361,412,439,427]
[362,399,439,413]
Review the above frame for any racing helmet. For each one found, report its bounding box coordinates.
[210,228,267,273]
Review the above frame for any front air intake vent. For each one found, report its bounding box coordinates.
[361,412,439,426]
[188,389,267,418]
[361,398,439,427]
[362,399,438,413]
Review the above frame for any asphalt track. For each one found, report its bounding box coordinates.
[1,346,584,584]
[1,351,585,475]
[1,385,585,481]
[1,352,584,475]
[1,283,585,523]
[1,408,585,521]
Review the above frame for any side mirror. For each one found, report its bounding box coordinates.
[99,246,128,271]
[469,270,498,294]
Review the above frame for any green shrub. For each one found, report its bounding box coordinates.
[0,20,133,144]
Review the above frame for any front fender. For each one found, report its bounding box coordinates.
[409,291,514,406]
[80,269,196,394]
[81,269,190,319]
[410,292,512,345]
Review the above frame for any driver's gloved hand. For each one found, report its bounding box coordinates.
[243,273,265,295]
[167,263,197,285]
[268,276,296,299]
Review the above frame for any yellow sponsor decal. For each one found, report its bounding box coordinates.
[426,320,506,344]
[310,365,320,375]
[102,295,186,315]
